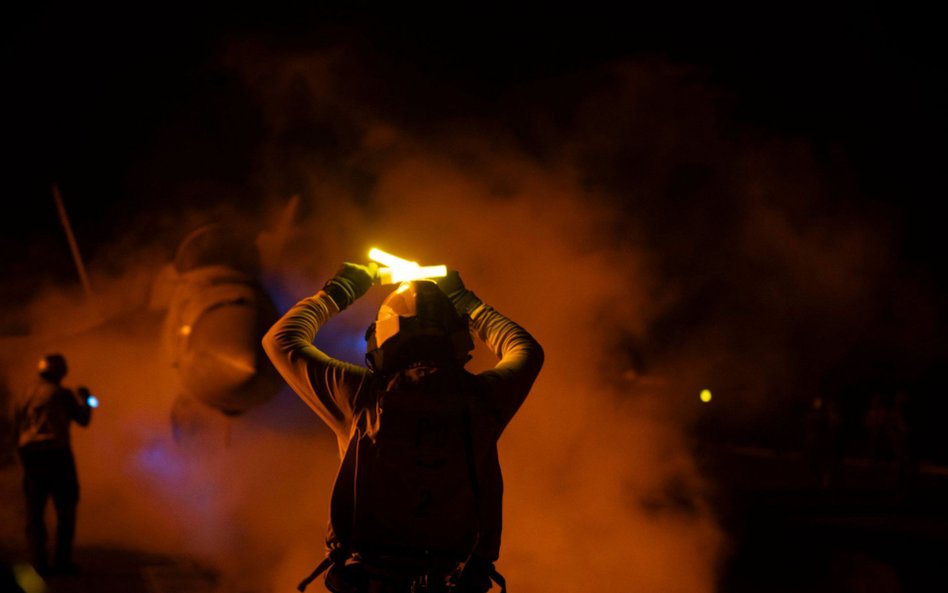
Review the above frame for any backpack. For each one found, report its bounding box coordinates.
[335,368,481,559]
[298,369,508,592]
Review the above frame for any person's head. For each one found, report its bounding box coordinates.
[38,353,68,382]
[365,280,473,375]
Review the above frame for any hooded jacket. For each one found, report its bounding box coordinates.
[15,377,91,450]
[262,287,543,561]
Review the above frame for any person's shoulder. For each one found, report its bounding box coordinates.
[49,383,77,402]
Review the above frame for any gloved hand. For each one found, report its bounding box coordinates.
[435,270,482,317]
[322,262,379,311]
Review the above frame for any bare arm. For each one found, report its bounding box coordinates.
[70,387,92,427]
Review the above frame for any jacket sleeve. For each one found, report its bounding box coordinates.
[262,291,372,445]
[469,302,544,430]
[67,387,92,427]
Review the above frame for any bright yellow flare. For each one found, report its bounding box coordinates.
[369,248,418,268]
[700,389,712,403]
[380,265,448,284]
[370,248,447,284]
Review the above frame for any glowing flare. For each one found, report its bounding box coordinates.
[369,247,447,285]
[369,248,418,268]
[700,389,712,403]
[87,395,99,408]
[380,265,448,284]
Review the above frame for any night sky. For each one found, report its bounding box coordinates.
[3,3,947,453]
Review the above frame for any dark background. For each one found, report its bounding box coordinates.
[5,3,946,258]
[3,2,947,452]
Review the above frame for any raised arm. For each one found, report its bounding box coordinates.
[70,386,93,427]
[437,271,544,428]
[262,263,378,446]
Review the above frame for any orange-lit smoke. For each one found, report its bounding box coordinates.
[0,210,342,593]
[233,49,728,592]
[3,37,940,593]
[229,43,938,592]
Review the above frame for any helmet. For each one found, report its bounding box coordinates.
[38,353,68,381]
[365,280,473,375]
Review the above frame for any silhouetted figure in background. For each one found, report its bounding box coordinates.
[803,395,843,489]
[13,353,93,576]
[264,263,543,593]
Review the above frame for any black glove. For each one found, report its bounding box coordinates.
[323,262,379,311]
[435,270,482,317]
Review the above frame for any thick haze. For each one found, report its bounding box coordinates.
[3,7,947,593]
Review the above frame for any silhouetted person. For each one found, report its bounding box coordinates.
[264,263,543,593]
[13,354,92,576]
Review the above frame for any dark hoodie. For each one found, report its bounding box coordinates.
[263,287,543,562]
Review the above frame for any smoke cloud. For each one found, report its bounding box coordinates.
[3,34,941,593]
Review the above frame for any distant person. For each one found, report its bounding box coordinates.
[264,263,544,592]
[12,354,93,576]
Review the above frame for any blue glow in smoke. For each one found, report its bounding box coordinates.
[87,395,99,408]
[135,440,186,484]
[314,325,367,365]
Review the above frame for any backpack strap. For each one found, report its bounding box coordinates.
[488,563,508,593]
[298,546,351,592]
[448,554,508,593]
[296,555,333,592]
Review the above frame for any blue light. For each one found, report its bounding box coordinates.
[87,395,99,408]
[136,441,186,483]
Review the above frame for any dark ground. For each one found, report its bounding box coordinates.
[701,444,948,593]
[4,445,947,593]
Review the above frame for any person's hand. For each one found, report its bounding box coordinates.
[435,269,482,317]
[322,262,379,310]
[435,269,466,297]
[76,386,94,409]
